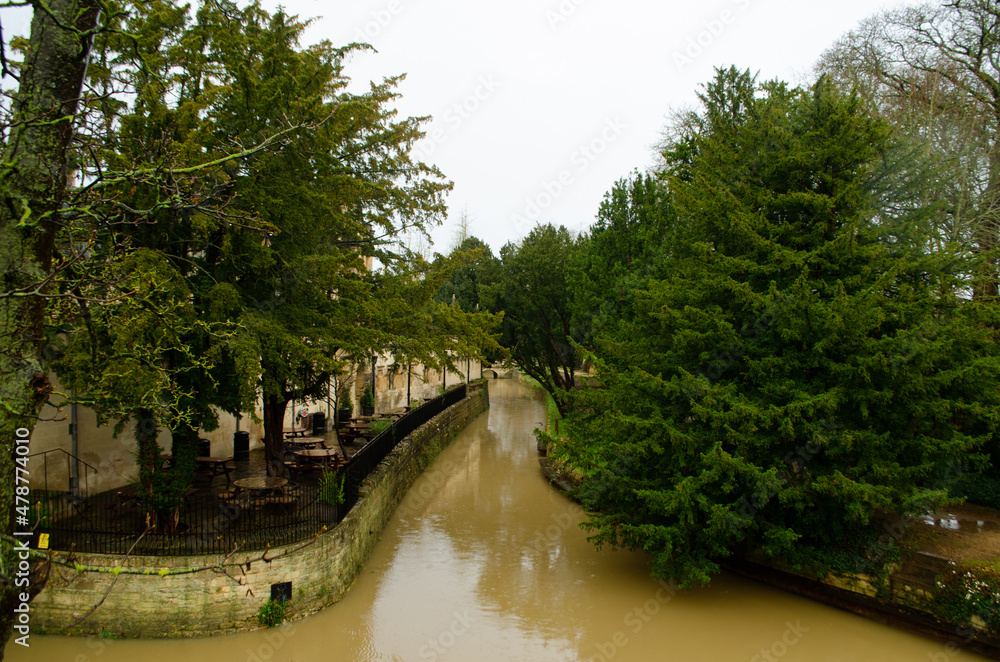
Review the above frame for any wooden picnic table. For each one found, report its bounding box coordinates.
[338,428,374,445]
[283,427,310,438]
[160,454,235,481]
[234,476,287,491]
[195,456,235,481]
[293,448,345,471]
[231,476,291,515]
[283,436,326,449]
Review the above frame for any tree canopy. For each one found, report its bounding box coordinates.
[484,224,585,415]
[39,1,501,482]
[549,69,1000,587]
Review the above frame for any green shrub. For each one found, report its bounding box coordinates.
[318,470,345,507]
[338,390,353,417]
[370,419,391,436]
[257,599,286,627]
[932,563,1000,635]
[952,469,1000,509]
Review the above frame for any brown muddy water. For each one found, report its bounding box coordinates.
[7,379,990,661]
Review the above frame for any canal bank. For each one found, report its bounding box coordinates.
[8,379,992,661]
[28,383,489,638]
[536,393,1000,659]
[722,556,1000,660]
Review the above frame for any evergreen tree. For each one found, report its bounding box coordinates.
[434,236,499,313]
[565,69,1000,587]
[485,224,584,415]
[571,172,673,347]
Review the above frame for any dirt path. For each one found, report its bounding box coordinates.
[907,503,1000,564]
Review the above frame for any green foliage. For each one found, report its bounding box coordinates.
[484,224,585,415]
[932,563,1000,635]
[434,236,500,313]
[338,389,353,418]
[563,68,1000,588]
[952,469,1000,510]
[369,419,392,436]
[572,172,673,346]
[257,598,286,627]
[360,386,375,409]
[43,0,500,479]
[318,470,345,507]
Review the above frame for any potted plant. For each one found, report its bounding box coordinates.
[360,385,375,416]
[337,389,353,426]
[317,469,345,523]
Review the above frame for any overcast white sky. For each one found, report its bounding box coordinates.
[280,0,927,254]
[4,0,926,254]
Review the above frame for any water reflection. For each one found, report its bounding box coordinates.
[6,379,990,661]
[921,513,997,534]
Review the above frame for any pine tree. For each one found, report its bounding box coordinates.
[567,69,1000,587]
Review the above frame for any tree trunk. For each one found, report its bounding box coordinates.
[262,396,290,477]
[134,408,160,506]
[977,137,1000,300]
[0,1,102,656]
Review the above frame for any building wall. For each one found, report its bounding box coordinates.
[27,374,172,497]
[30,384,489,638]
[27,355,481,495]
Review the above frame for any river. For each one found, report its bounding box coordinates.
[6,379,988,661]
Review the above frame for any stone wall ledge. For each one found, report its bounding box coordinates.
[30,384,489,638]
[722,557,1000,660]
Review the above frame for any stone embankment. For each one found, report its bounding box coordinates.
[32,383,489,638]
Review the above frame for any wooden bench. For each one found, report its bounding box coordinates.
[283,461,321,478]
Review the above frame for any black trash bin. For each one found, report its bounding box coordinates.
[312,412,326,436]
[234,430,250,461]
[198,437,212,457]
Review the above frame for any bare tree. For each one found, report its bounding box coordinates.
[818,0,1000,297]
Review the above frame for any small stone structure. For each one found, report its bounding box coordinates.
[31,384,489,638]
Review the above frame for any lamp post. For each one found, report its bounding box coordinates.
[371,353,377,411]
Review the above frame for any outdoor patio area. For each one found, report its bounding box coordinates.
[32,443,340,556]
[29,387,470,557]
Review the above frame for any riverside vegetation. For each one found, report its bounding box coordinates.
[464,1,1000,636]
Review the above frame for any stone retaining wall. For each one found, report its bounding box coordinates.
[724,552,1000,659]
[31,384,489,638]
